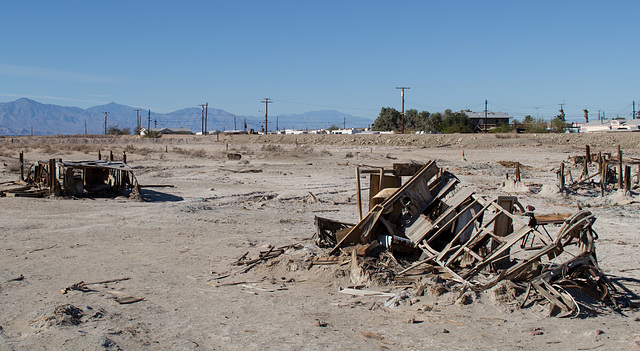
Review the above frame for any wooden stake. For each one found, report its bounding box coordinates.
[122,151,127,164]
[19,151,24,181]
[585,145,591,164]
[356,167,363,220]
[601,160,607,194]
[110,151,114,162]
[624,165,631,194]
[98,151,102,160]
[618,163,623,189]
[559,162,565,191]
[515,162,521,182]
[48,158,56,195]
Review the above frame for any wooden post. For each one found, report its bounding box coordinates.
[637,164,640,187]
[48,158,56,195]
[585,145,591,164]
[580,157,588,180]
[618,163,623,189]
[110,151,114,162]
[515,162,521,182]
[378,168,384,193]
[122,151,127,164]
[19,151,24,181]
[600,159,609,194]
[618,145,622,163]
[559,162,565,191]
[356,167,363,220]
[617,145,623,189]
[624,165,631,194]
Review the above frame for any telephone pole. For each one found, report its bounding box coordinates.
[261,98,272,133]
[198,104,206,134]
[484,100,488,132]
[205,102,208,135]
[134,109,143,132]
[633,101,636,120]
[103,112,109,135]
[396,87,410,134]
[147,109,151,132]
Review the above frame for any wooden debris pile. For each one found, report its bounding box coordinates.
[1,151,142,199]
[560,144,639,195]
[313,161,621,316]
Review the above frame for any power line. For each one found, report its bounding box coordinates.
[276,99,378,111]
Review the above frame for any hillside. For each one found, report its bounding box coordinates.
[0,99,374,135]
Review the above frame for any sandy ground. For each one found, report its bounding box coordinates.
[1,133,639,350]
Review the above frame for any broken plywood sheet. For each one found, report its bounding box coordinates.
[330,161,439,254]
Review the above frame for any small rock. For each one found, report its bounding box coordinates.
[456,292,474,306]
[529,330,544,336]
[595,329,604,335]
[442,329,450,334]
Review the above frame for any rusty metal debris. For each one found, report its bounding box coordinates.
[312,161,622,317]
[1,151,142,199]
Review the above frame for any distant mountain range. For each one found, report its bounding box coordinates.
[0,98,374,135]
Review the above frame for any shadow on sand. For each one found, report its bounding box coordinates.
[141,188,183,202]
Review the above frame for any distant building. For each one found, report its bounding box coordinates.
[580,119,640,133]
[463,111,511,132]
[140,127,191,136]
[330,128,361,135]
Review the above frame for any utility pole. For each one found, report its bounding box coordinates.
[261,98,272,133]
[484,100,488,132]
[205,102,208,135]
[343,117,346,129]
[234,115,237,131]
[276,116,279,131]
[633,101,636,120]
[396,87,410,134]
[154,119,157,128]
[198,104,206,134]
[147,109,151,132]
[84,120,87,135]
[244,118,247,132]
[134,109,143,132]
[103,112,109,135]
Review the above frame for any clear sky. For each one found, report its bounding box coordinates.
[1,1,639,122]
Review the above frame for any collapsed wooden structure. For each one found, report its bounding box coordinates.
[0,152,142,199]
[561,144,640,195]
[315,161,616,316]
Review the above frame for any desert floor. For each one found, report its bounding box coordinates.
[1,133,639,350]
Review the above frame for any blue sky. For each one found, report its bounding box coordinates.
[1,1,638,122]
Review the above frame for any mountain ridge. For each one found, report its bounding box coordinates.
[0,98,374,135]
